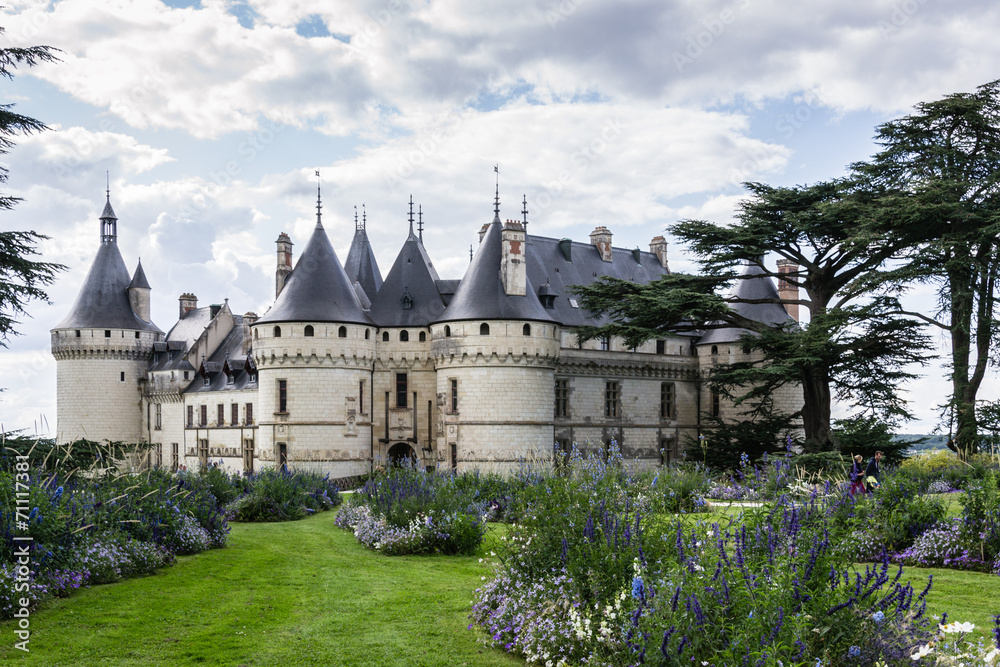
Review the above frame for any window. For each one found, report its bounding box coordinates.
[135,331,140,339]
[359,380,366,414]
[338,326,347,338]
[171,443,179,471]
[395,373,407,408]
[187,405,194,428]
[656,339,665,355]
[711,389,721,417]
[450,379,458,412]
[400,330,409,342]
[523,323,531,336]
[711,345,719,356]
[273,326,281,337]
[75,330,80,338]
[226,372,234,385]
[660,382,675,420]
[200,405,207,426]
[277,443,288,470]
[120,371,125,382]
[245,402,254,425]
[304,325,314,337]
[444,325,451,337]
[604,381,621,418]
[600,335,610,351]
[382,331,389,342]
[254,329,258,340]
[278,379,288,413]
[183,371,190,380]
[554,379,569,418]
[154,403,162,430]
[203,374,210,387]
[480,322,490,335]
[155,443,162,467]
[365,328,370,340]
[243,438,254,473]
[231,403,239,426]
[198,439,209,468]
[105,330,111,338]
[419,331,426,342]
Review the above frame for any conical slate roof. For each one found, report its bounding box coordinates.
[697,262,792,345]
[54,242,161,332]
[369,230,444,327]
[436,217,556,324]
[100,199,117,221]
[256,221,373,325]
[129,259,151,289]
[344,226,382,302]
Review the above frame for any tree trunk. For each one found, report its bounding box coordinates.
[800,367,833,452]
[948,253,978,457]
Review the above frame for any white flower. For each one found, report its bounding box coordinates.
[910,644,934,661]
[985,648,999,663]
[940,621,975,634]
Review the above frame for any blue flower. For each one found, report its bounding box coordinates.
[848,646,861,658]
[631,576,644,600]
[871,610,885,624]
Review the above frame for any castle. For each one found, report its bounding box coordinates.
[50,184,801,477]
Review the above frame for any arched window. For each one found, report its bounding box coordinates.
[304,325,314,337]
[365,328,370,340]
[273,326,281,338]
[400,330,409,342]
[522,323,531,336]
[480,322,490,335]
[253,329,258,340]
[382,331,389,342]
[444,325,451,337]
[338,326,347,338]
[419,331,426,342]
[711,345,718,356]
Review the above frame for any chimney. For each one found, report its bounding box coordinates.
[776,259,800,321]
[501,219,526,296]
[128,260,152,323]
[276,232,293,298]
[649,236,669,270]
[478,223,490,243]
[178,293,198,319]
[242,312,258,355]
[590,226,613,262]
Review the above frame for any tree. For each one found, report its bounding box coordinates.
[573,178,932,453]
[0,26,62,347]
[854,80,1000,456]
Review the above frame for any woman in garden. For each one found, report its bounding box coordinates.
[850,454,866,495]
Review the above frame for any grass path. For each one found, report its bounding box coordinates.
[0,512,522,667]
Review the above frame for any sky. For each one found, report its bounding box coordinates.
[1,0,998,437]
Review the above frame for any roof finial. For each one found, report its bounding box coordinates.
[469,244,473,262]
[408,194,414,235]
[106,170,110,202]
[521,193,528,233]
[417,205,424,242]
[315,170,322,227]
[493,164,500,222]
[362,204,367,228]
[354,205,359,230]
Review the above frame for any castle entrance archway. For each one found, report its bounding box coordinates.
[387,442,417,467]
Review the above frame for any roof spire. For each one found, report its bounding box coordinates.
[106,170,110,202]
[469,243,473,263]
[493,164,500,223]
[521,194,529,233]
[408,194,414,235]
[417,204,424,242]
[99,175,118,244]
[354,205,360,230]
[315,170,323,227]
[362,204,367,229]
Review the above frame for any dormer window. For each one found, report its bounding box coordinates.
[227,373,234,385]
[400,289,413,310]
[203,374,211,387]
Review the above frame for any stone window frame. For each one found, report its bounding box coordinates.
[660,382,675,420]
[604,380,621,419]
[554,378,570,419]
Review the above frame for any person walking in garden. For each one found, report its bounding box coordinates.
[865,450,883,492]
[850,454,866,495]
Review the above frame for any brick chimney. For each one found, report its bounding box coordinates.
[649,236,669,270]
[478,223,490,243]
[501,220,526,296]
[178,293,198,319]
[590,226,613,262]
[242,312,258,355]
[776,259,800,321]
[275,233,293,298]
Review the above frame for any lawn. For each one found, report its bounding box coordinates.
[0,511,521,667]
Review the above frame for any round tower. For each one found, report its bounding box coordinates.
[431,209,559,474]
[253,185,376,477]
[50,193,163,444]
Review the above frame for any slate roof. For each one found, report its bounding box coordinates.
[344,226,383,303]
[129,259,151,290]
[524,236,671,328]
[166,306,214,350]
[54,240,162,332]
[696,262,793,346]
[369,230,446,327]
[256,220,373,326]
[436,218,557,324]
[186,314,257,393]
